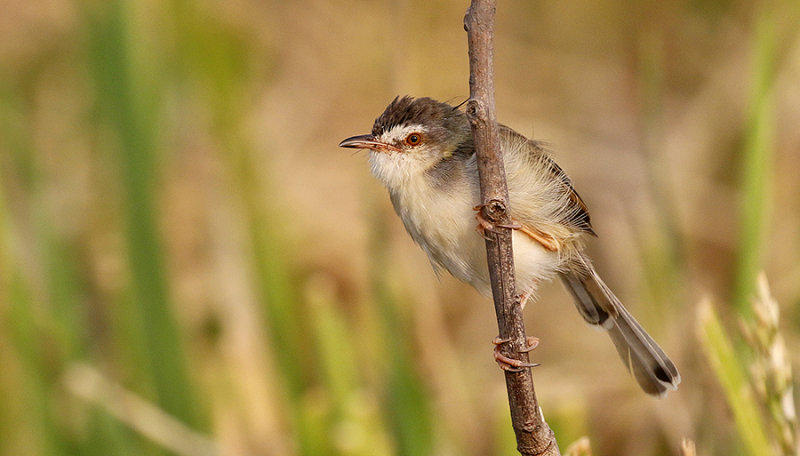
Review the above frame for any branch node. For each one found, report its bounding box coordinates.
[485,199,507,221]
[465,99,481,119]
[465,0,560,454]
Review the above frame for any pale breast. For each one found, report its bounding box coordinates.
[389,174,560,297]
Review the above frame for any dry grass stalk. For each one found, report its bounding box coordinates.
[680,438,697,456]
[563,436,591,456]
[741,273,799,455]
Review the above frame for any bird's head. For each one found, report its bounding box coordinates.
[339,96,472,189]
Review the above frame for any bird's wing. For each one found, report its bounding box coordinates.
[539,152,595,236]
[497,125,595,249]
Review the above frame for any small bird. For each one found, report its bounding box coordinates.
[339,95,680,397]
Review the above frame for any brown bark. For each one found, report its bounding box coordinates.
[464,2,560,455]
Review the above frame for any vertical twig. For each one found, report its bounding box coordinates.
[463,2,560,455]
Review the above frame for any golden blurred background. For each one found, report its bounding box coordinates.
[1,0,799,455]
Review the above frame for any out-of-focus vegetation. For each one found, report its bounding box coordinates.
[1,1,799,455]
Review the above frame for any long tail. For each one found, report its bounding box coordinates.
[560,258,681,397]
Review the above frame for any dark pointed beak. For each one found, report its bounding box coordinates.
[339,134,401,153]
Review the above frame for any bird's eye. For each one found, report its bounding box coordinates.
[405,133,423,146]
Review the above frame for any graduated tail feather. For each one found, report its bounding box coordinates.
[560,259,681,397]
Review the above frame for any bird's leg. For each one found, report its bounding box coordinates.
[493,336,540,372]
[473,204,562,252]
[473,204,521,240]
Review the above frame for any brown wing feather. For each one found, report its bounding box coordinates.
[496,125,595,252]
[539,152,596,236]
[498,124,595,236]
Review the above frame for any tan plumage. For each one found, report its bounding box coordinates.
[340,96,680,397]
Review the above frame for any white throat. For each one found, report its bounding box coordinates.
[367,123,433,191]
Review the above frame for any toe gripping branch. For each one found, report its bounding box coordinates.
[474,202,520,240]
[493,336,540,372]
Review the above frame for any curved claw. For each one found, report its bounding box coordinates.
[519,336,540,352]
[473,205,522,240]
[492,336,540,372]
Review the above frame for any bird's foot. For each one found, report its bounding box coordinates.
[493,336,540,372]
[518,336,540,352]
[473,205,521,240]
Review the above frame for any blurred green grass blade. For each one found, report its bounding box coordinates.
[42,235,86,358]
[734,6,777,316]
[83,410,143,456]
[4,269,64,455]
[380,305,434,456]
[237,156,307,395]
[0,84,53,456]
[306,277,359,407]
[369,213,434,456]
[545,402,587,456]
[235,153,319,456]
[172,4,314,445]
[172,0,308,397]
[302,277,354,456]
[0,81,124,456]
[303,277,394,456]
[297,390,335,456]
[84,0,203,429]
[161,1,311,446]
[167,0,253,132]
[636,28,686,314]
[494,401,522,456]
[213,82,308,452]
[223,136,313,456]
[698,299,771,456]
[0,86,36,187]
[38,194,135,456]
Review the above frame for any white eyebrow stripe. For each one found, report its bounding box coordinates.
[380,124,426,144]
